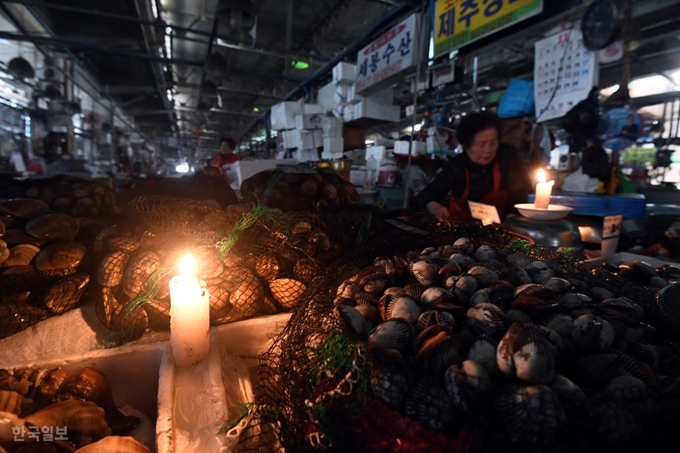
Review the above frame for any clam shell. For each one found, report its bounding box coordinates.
[335,304,368,338]
[368,318,414,353]
[218,268,263,321]
[467,336,499,375]
[402,283,426,299]
[467,264,501,287]
[71,435,151,453]
[385,295,421,323]
[404,376,459,432]
[417,310,456,330]
[192,246,225,280]
[122,251,162,299]
[543,277,571,293]
[505,309,534,325]
[457,359,492,393]
[357,266,390,294]
[3,244,40,267]
[293,258,319,284]
[514,283,553,299]
[144,298,171,330]
[506,252,536,268]
[0,389,21,414]
[0,198,50,219]
[410,260,441,286]
[414,325,460,372]
[550,375,585,408]
[205,277,232,324]
[41,273,90,314]
[571,313,616,352]
[495,384,566,446]
[92,226,119,253]
[34,241,87,277]
[97,251,129,287]
[0,239,9,265]
[25,213,79,241]
[367,350,411,410]
[2,228,44,246]
[448,253,475,270]
[590,287,613,300]
[421,286,454,307]
[453,237,474,255]
[497,323,556,385]
[108,237,141,253]
[24,399,111,447]
[544,313,574,339]
[270,278,306,309]
[466,302,508,340]
[474,244,499,262]
[455,274,478,294]
[558,292,591,309]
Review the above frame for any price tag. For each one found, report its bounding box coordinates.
[468,201,501,226]
[602,215,623,239]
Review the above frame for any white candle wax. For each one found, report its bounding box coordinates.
[534,169,554,209]
[169,254,210,368]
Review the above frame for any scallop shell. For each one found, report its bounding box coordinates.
[2,228,44,246]
[96,251,129,287]
[122,251,162,299]
[270,278,306,309]
[466,302,508,340]
[506,252,536,268]
[335,304,368,338]
[497,322,557,385]
[495,384,566,446]
[108,237,141,253]
[0,389,21,414]
[368,318,414,353]
[25,213,79,241]
[34,242,87,277]
[41,273,90,314]
[0,198,50,219]
[3,244,40,267]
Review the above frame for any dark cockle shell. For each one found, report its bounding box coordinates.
[384,295,421,323]
[466,302,508,340]
[417,310,456,331]
[420,286,454,307]
[367,349,412,410]
[506,252,536,268]
[356,266,391,295]
[404,375,460,432]
[40,273,89,314]
[410,260,441,286]
[467,335,499,375]
[495,384,566,446]
[474,245,500,262]
[368,318,414,354]
[414,325,460,373]
[571,313,616,352]
[402,283,426,300]
[335,304,368,339]
[497,322,557,385]
[108,236,141,254]
[96,251,129,287]
[467,264,501,287]
[25,214,79,242]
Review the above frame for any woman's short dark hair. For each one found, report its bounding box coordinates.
[220,137,236,150]
[456,111,502,148]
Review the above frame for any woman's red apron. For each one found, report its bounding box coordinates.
[448,159,507,220]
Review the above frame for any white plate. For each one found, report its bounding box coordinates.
[514,203,574,220]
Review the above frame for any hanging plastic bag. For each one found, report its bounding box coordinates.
[497,78,535,118]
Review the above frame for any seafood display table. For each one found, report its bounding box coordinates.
[0,306,291,452]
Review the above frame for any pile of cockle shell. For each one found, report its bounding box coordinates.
[605,259,680,290]
[21,177,118,220]
[0,198,100,339]
[0,366,149,452]
[91,214,327,339]
[331,238,666,450]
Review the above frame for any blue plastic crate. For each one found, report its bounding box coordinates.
[526,192,646,219]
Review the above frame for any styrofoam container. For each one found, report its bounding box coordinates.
[394,140,427,155]
[366,145,387,163]
[317,82,336,111]
[302,103,326,115]
[322,117,343,138]
[270,102,302,130]
[295,113,324,130]
[347,85,393,105]
[312,130,324,148]
[283,129,314,149]
[354,99,400,123]
[295,149,318,162]
[0,302,291,453]
[332,62,357,84]
[323,137,344,157]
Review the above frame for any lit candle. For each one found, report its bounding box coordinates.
[534,169,554,209]
[169,254,210,368]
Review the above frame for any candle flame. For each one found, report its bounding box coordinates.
[537,168,546,184]
[179,254,194,277]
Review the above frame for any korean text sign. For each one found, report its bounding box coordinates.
[356,13,424,95]
[434,0,543,57]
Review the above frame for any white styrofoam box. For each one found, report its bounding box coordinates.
[394,140,427,155]
[322,116,343,137]
[302,103,326,115]
[427,135,452,155]
[270,101,302,130]
[366,145,387,163]
[343,104,355,123]
[334,83,351,105]
[354,98,401,123]
[312,130,324,148]
[323,136,344,155]
[295,113,324,130]
[350,169,368,186]
[231,159,290,187]
[332,62,357,84]
[317,82,336,111]
[283,129,314,149]
[348,84,393,105]
[295,148,319,162]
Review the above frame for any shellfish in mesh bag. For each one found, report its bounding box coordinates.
[91,202,361,345]
[0,197,101,339]
[248,225,680,453]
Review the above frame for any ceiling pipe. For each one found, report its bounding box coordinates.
[240,2,411,141]
[0,31,303,83]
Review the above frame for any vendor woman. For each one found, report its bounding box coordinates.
[414,111,532,222]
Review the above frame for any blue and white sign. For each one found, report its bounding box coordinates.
[355,13,425,95]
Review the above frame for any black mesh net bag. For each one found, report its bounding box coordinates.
[92,197,397,347]
[234,221,680,453]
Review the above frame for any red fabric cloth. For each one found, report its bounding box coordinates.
[214,152,242,166]
[448,159,507,221]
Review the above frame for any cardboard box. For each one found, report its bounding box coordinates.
[283,129,314,149]
[343,127,365,150]
[394,140,427,155]
[295,113,324,130]
[354,98,400,123]
[332,62,357,84]
[270,101,302,130]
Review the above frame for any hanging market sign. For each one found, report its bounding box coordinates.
[434,0,543,57]
[356,13,426,95]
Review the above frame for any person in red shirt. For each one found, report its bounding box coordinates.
[203,137,242,176]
